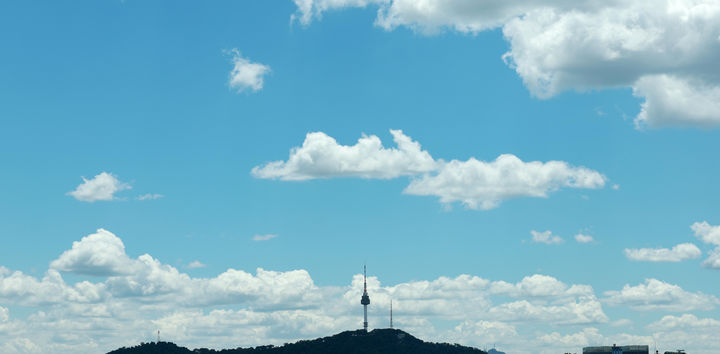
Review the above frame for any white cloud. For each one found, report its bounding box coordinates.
[251,130,437,180]
[405,154,605,210]
[0,230,617,353]
[691,221,720,246]
[647,314,720,352]
[624,243,702,262]
[50,229,135,276]
[603,278,719,312]
[633,75,720,128]
[702,247,720,269]
[530,230,564,245]
[137,193,163,201]
[187,261,206,269]
[228,49,270,93]
[574,233,595,244]
[691,221,720,268]
[291,0,384,25]
[294,0,720,128]
[0,306,7,322]
[253,234,278,242]
[67,172,130,202]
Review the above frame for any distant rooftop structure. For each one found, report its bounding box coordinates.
[584,345,649,354]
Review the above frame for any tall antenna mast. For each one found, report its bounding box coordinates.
[360,264,371,332]
[390,299,393,328]
[157,330,160,343]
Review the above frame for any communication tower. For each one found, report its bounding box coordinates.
[360,265,370,331]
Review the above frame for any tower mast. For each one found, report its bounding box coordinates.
[390,299,393,328]
[360,265,370,332]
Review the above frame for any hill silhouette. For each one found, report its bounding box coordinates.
[107,328,487,354]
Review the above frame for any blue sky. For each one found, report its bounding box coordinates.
[1,1,720,353]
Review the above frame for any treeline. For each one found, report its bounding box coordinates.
[107,329,487,354]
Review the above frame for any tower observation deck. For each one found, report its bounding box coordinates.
[360,265,370,331]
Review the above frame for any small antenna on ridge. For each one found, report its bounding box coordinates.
[390,299,393,328]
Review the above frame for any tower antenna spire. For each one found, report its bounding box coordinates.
[390,299,393,329]
[360,264,371,332]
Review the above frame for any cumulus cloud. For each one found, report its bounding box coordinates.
[624,243,702,262]
[647,314,720,352]
[251,130,437,180]
[603,278,720,311]
[530,230,564,245]
[293,0,720,128]
[50,229,135,276]
[404,154,605,210]
[701,248,720,269]
[255,130,606,209]
[253,234,278,241]
[691,221,720,268]
[66,172,130,202]
[692,221,720,246]
[228,49,270,93]
[574,233,595,243]
[0,230,615,353]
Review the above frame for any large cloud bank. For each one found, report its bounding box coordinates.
[1,229,718,353]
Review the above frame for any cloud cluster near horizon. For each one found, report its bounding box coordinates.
[291,0,720,129]
[1,228,719,353]
[252,130,606,210]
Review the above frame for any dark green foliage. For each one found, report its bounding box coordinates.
[108,329,487,354]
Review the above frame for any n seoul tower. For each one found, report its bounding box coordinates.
[360,265,371,332]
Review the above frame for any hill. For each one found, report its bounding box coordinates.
[107,328,487,354]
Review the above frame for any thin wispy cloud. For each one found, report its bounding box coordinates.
[530,230,564,245]
[136,193,163,201]
[187,261,206,269]
[574,234,595,244]
[253,234,278,242]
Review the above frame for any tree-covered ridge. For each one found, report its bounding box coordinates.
[107,329,487,354]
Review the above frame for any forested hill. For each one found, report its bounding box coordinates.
[107,328,488,354]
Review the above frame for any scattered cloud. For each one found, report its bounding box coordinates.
[50,229,135,276]
[67,172,130,202]
[691,221,720,246]
[405,154,605,210]
[253,234,278,242]
[228,49,270,93]
[624,243,702,262]
[293,0,720,128]
[187,261,206,269]
[255,130,607,210]
[574,233,595,244]
[691,221,720,268]
[137,193,163,201]
[530,230,564,245]
[701,248,720,269]
[603,278,720,312]
[251,130,437,180]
